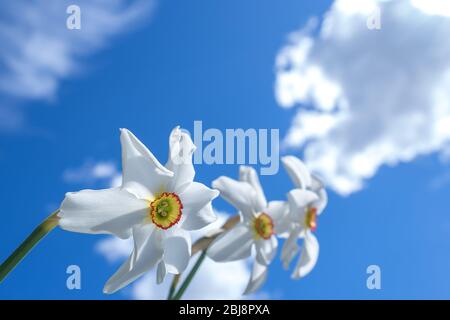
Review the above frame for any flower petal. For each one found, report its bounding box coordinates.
[103,225,163,293]
[281,226,302,269]
[58,188,148,239]
[309,174,327,215]
[316,188,328,215]
[287,188,319,222]
[255,236,278,266]
[207,223,254,262]
[166,127,196,194]
[310,174,324,193]
[156,261,166,284]
[243,261,267,295]
[212,176,256,221]
[282,155,312,189]
[239,165,267,212]
[182,202,217,231]
[163,228,192,274]
[288,189,319,208]
[265,201,289,234]
[120,128,173,200]
[179,182,219,231]
[292,231,319,279]
[130,223,156,265]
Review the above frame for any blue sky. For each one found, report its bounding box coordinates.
[1,0,450,299]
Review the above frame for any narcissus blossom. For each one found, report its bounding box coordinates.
[58,127,219,293]
[207,166,288,294]
[280,156,328,279]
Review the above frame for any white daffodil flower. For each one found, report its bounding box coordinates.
[207,166,288,295]
[58,127,219,293]
[280,155,328,279]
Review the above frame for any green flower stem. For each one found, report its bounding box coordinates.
[0,210,60,283]
[171,250,207,300]
[167,274,180,300]
[166,215,240,300]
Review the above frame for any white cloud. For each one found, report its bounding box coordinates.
[63,160,121,186]
[131,256,253,300]
[275,0,450,195]
[411,0,450,17]
[0,0,155,131]
[95,212,267,300]
[96,234,133,263]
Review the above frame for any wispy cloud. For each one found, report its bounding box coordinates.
[0,0,155,131]
[275,0,450,195]
[63,160,121,186]
[96,212,269,300]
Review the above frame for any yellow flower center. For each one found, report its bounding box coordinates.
[305,207,317,231]
[252,212,274,240]
[150,192,183,230]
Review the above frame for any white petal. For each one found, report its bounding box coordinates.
[282,155,312,189]
[292,231,319,279]
[58,188,148,239]
[309,174,327,215]
[212,176,256,221]
[255,236,278,266]
[310,174,324,192]
[281,226,302,269]
[120,128,173,200]
[103,225,163,293]
[163,228,192,274]
[182,202,217,231]
[243,261,267,295]
[265,201,289,234]
[239,165,267,212]
[287,188,319,222]
[166,127,196,194]
[131,223,155,265]
[316,188,328,215]
[207,223,254,262]
[179,182,219,231]
[156,261,166,284]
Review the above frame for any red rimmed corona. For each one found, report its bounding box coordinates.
[252,212,274,240]
[150,192,183,229]
[305,207,317,232]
